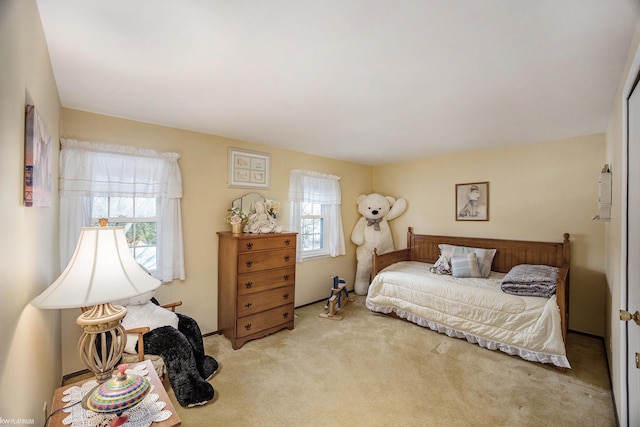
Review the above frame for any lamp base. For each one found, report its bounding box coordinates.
[77,303,128,383]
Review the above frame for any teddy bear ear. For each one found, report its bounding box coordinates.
[357,194,367,204]
[385,196,396,205]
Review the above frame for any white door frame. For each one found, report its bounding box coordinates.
[620,41,640,427]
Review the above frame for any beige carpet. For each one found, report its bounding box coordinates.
[164,296,615,426]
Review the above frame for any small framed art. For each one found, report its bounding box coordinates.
[456,181,489,221]
[24,105,52,207]
[228,147,271,189]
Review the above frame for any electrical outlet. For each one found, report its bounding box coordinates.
[43,401,48,420]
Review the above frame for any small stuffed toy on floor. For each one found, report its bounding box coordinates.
[351,193,407,295]
[118,292,219,408]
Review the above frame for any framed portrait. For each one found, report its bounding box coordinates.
[24,105,52,207]
[456,182,489,221]
[228,147,271,189]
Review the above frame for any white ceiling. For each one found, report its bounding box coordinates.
[36,1,640,165]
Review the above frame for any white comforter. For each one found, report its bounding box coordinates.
[365,261,570,368]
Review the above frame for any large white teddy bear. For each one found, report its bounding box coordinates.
[351,193,407,295]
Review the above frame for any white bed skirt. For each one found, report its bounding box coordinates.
[366,302,571,368]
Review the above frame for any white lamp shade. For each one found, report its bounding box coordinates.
[32,227,161,309]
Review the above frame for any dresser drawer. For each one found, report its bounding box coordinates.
[236,303,295,338]
[237,285,294,317]
[238,235,296,253]
[237,267,295,295]
[238,248,295,274]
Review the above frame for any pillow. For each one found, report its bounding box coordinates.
[430,254,452,275]
[121,301,179,354]
[439,244,497,278]
[113,290,156,307]
[450,253,482,278]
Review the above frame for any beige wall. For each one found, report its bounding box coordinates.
[60,108,372,374]
[604,17,640,425]
[372,135,607,336]
[0,0,61,424]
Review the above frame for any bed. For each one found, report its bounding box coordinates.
[365,228,571,368]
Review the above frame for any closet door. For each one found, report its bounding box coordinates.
[624,72,640,426]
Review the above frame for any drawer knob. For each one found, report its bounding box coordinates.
[244,323,252,331]
[244,302,252,308]
[284,274,289,281]
[245,281,253,289]
[284,255,290,262]
[285,239,291,245]
[246,242,253,249]
[283,312,289,319]
[246,260,253,268]
[283,293,289,300]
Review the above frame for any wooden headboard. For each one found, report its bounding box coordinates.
[405,228,570,273]
[371,227,571,339]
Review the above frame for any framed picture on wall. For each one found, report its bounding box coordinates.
[228,147,271,189]
[456,181,489,221]
[24,105,52,207]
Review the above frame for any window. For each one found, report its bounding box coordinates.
[91,196,158,272]
[300,202,327,256]
[288,169,345,261]
[59,138,185,282]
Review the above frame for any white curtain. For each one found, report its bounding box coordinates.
[288,169,345,261]
[59,138,185,282]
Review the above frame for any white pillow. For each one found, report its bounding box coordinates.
[121,302,179,354]
[113,290,156,307]
[438,244,497,278]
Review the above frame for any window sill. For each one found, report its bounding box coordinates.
[299,252,331,262]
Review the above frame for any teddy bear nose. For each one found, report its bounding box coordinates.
[371,210,379,215]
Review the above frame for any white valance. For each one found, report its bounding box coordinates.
[288,169,341,204]
[60,139,182,198]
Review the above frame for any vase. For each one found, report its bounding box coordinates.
[231,223,243,234]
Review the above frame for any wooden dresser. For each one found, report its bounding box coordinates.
[217,231,297,349]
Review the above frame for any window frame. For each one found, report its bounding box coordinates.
[91,195,158,274]
[298,202,330,260]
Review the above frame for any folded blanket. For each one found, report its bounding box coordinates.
[500,264,558,298]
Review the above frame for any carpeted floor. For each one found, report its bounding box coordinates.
[166,295,615,426]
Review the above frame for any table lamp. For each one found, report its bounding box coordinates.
[31,224,161,383]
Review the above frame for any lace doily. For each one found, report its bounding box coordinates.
[61,364,173,427]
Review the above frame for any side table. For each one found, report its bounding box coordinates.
[48,360,181,427]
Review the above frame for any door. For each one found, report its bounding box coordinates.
[625,72,640,426]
